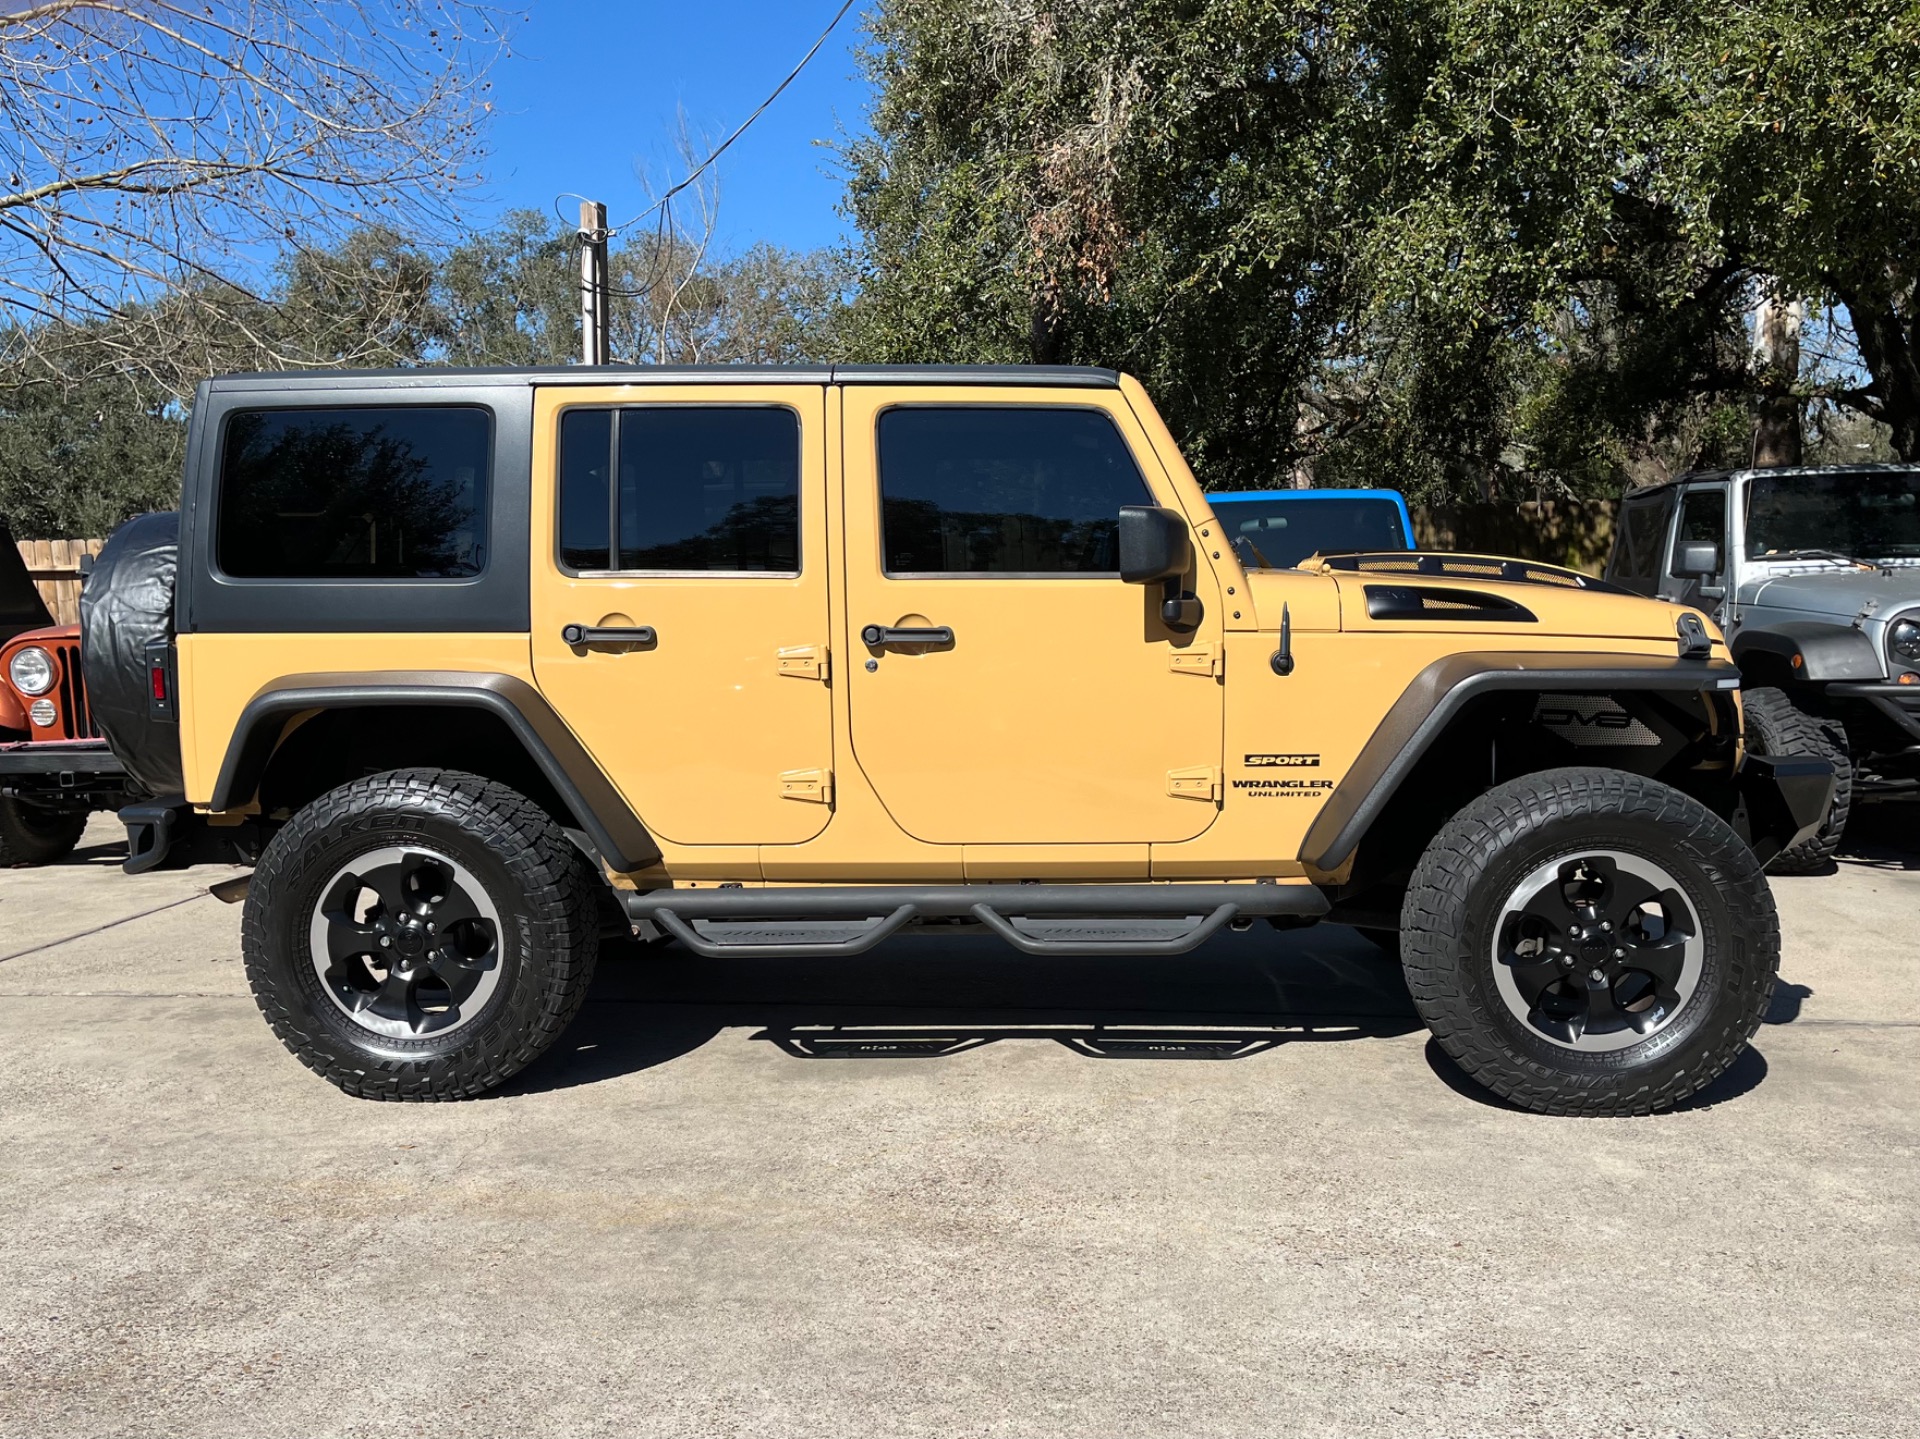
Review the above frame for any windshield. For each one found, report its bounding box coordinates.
[1213,496,1410,568]
[1745,470,1920,561]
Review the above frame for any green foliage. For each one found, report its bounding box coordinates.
[844,0,1920,498]
[0,359,185,540]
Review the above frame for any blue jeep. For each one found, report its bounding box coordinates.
[1206,487,1414,569]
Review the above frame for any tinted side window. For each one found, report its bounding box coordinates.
[877,406,1153,574]
[558,407,800,573]
[1671,489,1727,572]
[218,407,491,579]
[558,409,611,572]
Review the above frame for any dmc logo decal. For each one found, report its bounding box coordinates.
[1244,753,1321,768]
[1538,708,1634,730]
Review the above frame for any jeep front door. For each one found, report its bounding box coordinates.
[1661,484,1729,619]
[840,389,1225,846]
[529,386,834,847]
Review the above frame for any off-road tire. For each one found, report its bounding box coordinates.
[242,769,599,1100]
[1402,767,1778,1117]
[1743,686,1852,874]
[0,798,88,866]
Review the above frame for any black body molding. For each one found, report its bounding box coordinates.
[211,670,659,872]
[1300,651,1744,874]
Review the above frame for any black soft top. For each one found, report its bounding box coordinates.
[0,521,57,644]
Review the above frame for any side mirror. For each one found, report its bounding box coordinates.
[1117,505,1202,633]
[1117,505,1191,584]
[1675,540,1720,580]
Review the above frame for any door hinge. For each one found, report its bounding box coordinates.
[1169,644,1223,678]
[1166,765,1223,802]
[778,767,834,803]
[777,644,829,681]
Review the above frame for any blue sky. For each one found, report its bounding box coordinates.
[475,2,872,257]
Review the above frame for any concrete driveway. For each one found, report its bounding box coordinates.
[2,811,1916,1438]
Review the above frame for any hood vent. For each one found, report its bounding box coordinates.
[1323,551,1628,595]
[1365,585,1538,623]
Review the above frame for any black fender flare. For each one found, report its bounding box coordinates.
[1730,623,1884,684]
[1300,651,1744,875]
[211,671,660,872]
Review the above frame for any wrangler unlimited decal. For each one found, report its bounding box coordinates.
[1232,777,1335,798]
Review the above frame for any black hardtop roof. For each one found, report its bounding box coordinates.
[1627,462,1920,498]
[201,363,1121,394]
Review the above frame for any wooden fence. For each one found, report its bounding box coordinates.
[14,538,105,627]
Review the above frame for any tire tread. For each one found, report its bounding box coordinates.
[1401,767,1778,1117]
[241,768,598,1101]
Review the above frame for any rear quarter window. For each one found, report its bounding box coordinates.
[216,406,492,580]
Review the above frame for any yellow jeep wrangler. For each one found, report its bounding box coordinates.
[83,365,1830,1113]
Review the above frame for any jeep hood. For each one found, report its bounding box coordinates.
[1274,561,1704,643]
[1743,567,1920,621]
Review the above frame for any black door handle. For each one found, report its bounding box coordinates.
[860,624,954,647]
[562,623,656,647]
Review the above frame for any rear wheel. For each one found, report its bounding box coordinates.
[242,769,599,1100]
[1743,686,1852,873]
[0,798,89,866]
[1402,767,1777,1116]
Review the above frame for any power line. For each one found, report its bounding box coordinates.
[575,0,857,241]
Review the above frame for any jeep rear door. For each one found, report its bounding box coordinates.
[529,384,834,847]
[838,385,1224,846]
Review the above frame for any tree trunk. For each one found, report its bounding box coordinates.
[1750,293,1803,467]
[1836,282,1920,461]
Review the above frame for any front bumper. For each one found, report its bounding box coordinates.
[1736,753,1836,863]
[1826,680,1920,743]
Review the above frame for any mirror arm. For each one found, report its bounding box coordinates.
[1160,578,1202,634]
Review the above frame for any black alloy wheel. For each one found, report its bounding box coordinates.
[243,769,599,1100]
[1402,767,1778,1116]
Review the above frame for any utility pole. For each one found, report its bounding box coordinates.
[578,199,610,366]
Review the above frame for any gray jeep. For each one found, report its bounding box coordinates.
[1607,464,1920,869]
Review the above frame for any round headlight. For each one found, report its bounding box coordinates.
[1892,618,1920,664]
[8,646,55,696]
[28,699,56,728]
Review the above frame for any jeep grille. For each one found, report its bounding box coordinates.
[53,642,98,740]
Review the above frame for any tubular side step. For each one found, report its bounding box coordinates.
[623,882,1327,959]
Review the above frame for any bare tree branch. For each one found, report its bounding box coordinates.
[0,0,513,396]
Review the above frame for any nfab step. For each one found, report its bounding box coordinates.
[621,882,1328,959]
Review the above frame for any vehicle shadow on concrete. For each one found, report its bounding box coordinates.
[506,924,1424,1096]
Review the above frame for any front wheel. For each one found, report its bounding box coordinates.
[1743,686,1852,873]
[0,797,89,867]
[242,769,599,1100]
[1402,768,1778,1116]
